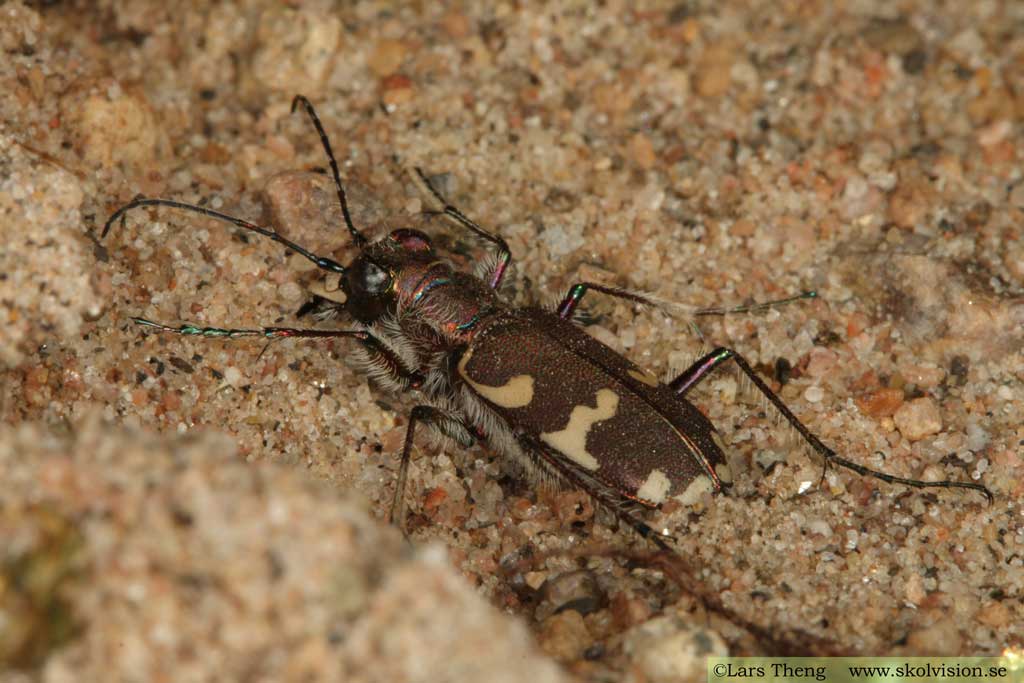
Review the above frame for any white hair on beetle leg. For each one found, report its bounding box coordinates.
[373,314,422,371]
[473,252,502,284]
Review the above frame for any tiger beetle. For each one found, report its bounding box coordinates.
[101,95,992,551]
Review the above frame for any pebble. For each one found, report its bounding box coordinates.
[622,614,728,683]
[250,7,342,94]
[904,573,926,605]
[862,18,924,57]
[538,610,591,663]
[441,12,471,40]
[261,171,344,256]
[536,570,605,621]
[551,489,594,527]
[805,347,839,378]
[627,132,657,170]
[224,367,243,387]
[856,387,905,418]
[965,421,989,451]
[62,81,167,168]
[694,44,734,98]
[977,601,1011,628]
[804,386,824,403]
[367,39,407,77]
[893,397,942,441]
[905,619,962,655]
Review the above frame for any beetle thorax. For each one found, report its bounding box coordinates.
[396,263,500,340]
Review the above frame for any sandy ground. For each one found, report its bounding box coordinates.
[1,1,1022,681]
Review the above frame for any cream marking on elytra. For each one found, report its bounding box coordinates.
[628,367,659,387]
[457,347,535,408]
[674,475,714,505]
[540,388,620,471]
[636,468,671,504]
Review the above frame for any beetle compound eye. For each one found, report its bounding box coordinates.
[389,228,432,252]
[361,261,393,294]
[344,258,393,298]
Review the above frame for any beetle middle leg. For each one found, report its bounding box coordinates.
[390,405,476,528]
[555,281,814,320]
[412,167,513,290]
[669,348,993,502]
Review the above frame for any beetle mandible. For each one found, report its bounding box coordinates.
[102,95,992,548]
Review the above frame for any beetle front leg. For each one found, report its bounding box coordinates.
[668,347,993,502]
[389,405,476,529]
[133,317,374,342]
[132,318,425,389]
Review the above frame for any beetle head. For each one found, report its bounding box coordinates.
[340,228,436,324]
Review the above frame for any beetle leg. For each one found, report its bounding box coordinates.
[556,283,660,319]
[412,167,513,290]
[556,283,816,320]
[618,514,674,551]
[390,405,476,529]
[132,318,425,389]
[522,435,676,550]
[668,347,993,502]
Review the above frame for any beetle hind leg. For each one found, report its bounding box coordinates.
[669,347,993,503]
[520,437,677,550]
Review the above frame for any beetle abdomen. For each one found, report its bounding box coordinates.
[456,309,729,506]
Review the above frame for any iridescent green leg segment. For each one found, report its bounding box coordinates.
[556,283,655,319]
[133,318,366,340]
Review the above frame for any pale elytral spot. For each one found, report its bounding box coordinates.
[457,348,535,408]
[674,475,714,505]
[636,469,671,504]
[628,367,659,387]
[540,388,620,471]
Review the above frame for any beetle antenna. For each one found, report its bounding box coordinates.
[102,195,346,275]
[291,95,368,248]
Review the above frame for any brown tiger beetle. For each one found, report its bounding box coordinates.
[101,95,993,551]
